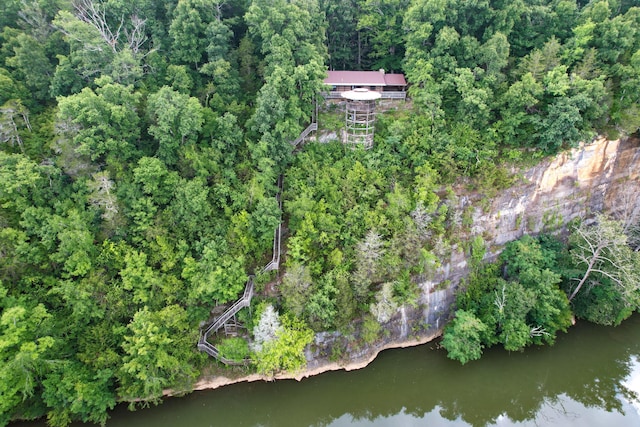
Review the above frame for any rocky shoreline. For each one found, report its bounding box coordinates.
[177,328,443,395]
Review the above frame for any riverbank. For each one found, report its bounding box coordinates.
[100,317,640,427]
[174,328,443,395]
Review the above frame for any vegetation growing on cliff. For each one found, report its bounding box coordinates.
[443,235,573,364]
[1,0,639,424]
[443,218,640,364]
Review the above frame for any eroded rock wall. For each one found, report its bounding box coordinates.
[193,137,640,390]
[430,137,640,290]
[307,136,640,369]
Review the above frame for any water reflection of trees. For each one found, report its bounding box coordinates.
[94,316,640,427]
[434,319,639,426]
[308,316,640,427]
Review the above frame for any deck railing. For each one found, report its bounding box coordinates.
[198,175,285,364]
[322,91,406,100]
[379,91,407,100]
[201,278,254,338]
[291,123,318,147]
[199,123,318,364]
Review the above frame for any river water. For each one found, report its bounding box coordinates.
[18,315,640,427]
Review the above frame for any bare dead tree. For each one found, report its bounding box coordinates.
[18,0,53,41]
[252,304,281,352]
[358,230,385,262]
[124,15,148,54]
[280,263,312,318]
[370,282,398,323]
[410,201,433,240]
[569,214,640,302]
[73,0,123,53]
[54,118,81,138]
[212,0,227,21]
[529,325,551,337]
[494,283,507,316]
[88,171,118,221]
[352,230,386,300]
[52,119,96,178]
[0,117,22,152]
[0,100,31,153]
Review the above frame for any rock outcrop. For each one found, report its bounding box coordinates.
[191,136,640,392]
[305,136,640,373]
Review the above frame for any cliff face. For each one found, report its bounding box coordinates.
[306,136,640,371]
[193,137,640,389]
[432,137,640,288]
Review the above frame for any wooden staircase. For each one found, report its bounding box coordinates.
[291,123,318,148]
[197,277,254,365]
[198,123,315,365]
[197,177,281,365]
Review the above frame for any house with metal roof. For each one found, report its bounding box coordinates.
[323,70,407,99]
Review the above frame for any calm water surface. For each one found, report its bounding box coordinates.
[19,315,640,426]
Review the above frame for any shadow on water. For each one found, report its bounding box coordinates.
[15,315,640,427]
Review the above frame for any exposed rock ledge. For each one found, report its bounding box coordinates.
[184,328,443,394]
[175,136,640,396]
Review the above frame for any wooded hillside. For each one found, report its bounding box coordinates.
[0,0,639,425]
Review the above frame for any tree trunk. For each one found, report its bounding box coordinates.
[569,246,601,301]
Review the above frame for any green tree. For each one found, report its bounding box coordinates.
[255,314,314,377]
[118,305,198,405]
[41,363,115,427]
[0,0,21,31]
[217,337,251,364]
[4,31,53,102]
[500,235,572,344]
[0,303,55,425]
[494,281,535,352]
[0,69,27,106]
[357,0,408,71]
[47,209,97,279]
[132,157,179,206]
[200,17,241,111]
[146,86,203,165]
[120,247,164,306]
[321,0,359,69]
[451,235,572,361]
[246,0,327,171]
[441,309,487,364]
[165,177,212,241]
[306,276,338,331]
[169,0,214,67]
[56,76,141,163]
[181,240,246,306]
[0,151,45,215]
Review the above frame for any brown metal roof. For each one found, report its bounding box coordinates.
[384,73,407,86]
[325,71,387,86]
[324,71,407,87]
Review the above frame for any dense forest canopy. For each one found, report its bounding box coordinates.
[1,0,639,425]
